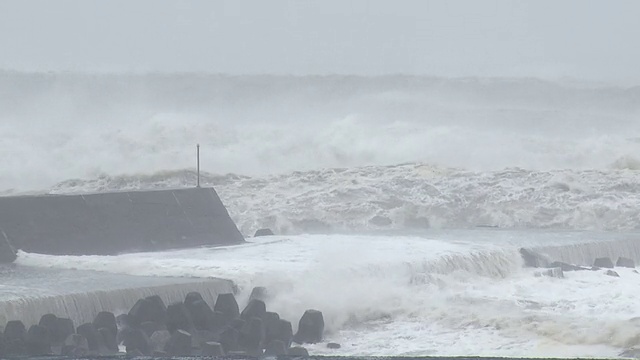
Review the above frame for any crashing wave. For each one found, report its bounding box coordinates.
[2,73,640,192]
[48,163,640,234]
[611,155,640,170]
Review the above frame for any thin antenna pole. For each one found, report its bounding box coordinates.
[196,144,201,188]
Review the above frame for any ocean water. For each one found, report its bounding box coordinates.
[2,72,640,194]
[15,232,640,357]
[2,72,640,357]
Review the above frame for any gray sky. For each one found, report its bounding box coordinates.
[1,0,639,82]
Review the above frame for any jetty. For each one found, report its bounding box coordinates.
[0,186,244,256]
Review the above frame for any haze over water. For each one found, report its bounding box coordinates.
[2,1,640,358]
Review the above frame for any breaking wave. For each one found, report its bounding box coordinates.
[4,72,640,358]
[15,233,640,357]
[1,72,638,233]
[48,164,640,234]
[1,72,640,193]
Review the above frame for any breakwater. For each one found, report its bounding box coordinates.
[0,285,322,357]
[0,187,244,256]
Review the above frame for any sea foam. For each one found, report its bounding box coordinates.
[16,232,640,357]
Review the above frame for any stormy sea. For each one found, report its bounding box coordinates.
[2,71,640,357]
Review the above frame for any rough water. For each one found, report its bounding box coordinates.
[48,165,640,236]
[2,72,640,357]
[15,232,640,357]
[2,72,640,193]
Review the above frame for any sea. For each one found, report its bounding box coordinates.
[2,72,640,357]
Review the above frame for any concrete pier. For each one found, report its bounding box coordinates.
[0,187,244,255]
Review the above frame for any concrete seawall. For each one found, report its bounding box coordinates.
[0,277,235,328]
[0,187,244,255]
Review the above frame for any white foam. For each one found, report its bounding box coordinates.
[47,164,640,234]
[16,232,640,357]
[6,73,640,234]
[308,267,640,357]
[17,234,521,331]
[5,72,640,356]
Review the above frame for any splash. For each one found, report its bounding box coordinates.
[48,164,640,233]
[1,72,640,192]
[14,232,640,357]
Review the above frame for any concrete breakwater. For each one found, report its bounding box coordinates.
[0,286,323,357]
[0,275,235,329]
[0,187,244,256]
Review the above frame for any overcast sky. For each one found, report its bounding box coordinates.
[1,0,639,82]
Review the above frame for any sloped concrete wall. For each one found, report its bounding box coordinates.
[0,187,244,255]
[0,278,235,328]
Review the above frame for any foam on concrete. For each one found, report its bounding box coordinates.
[0,187,244,255]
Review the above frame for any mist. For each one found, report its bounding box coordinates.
[2,1,640,191]
[1,0,640,83]
[1,72,639,192]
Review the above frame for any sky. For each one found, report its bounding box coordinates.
[1,0,639,82]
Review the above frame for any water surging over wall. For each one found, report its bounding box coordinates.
[8,232,640,336]
[531,237,640,267]
[0,279,234,328]
[13,235,525,333]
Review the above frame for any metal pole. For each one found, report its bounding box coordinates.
[196,144,201,188]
